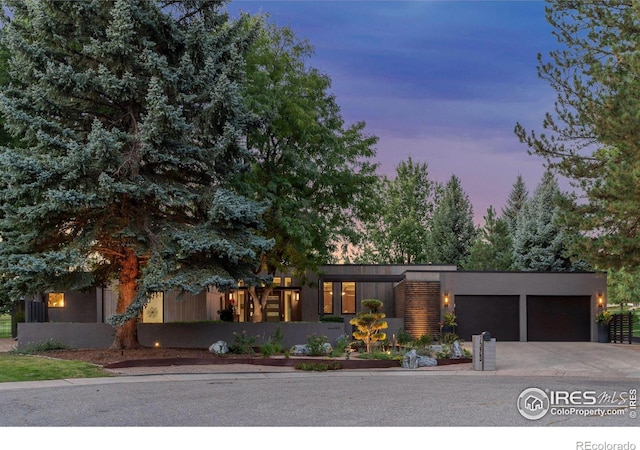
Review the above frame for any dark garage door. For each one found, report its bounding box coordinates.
[527,296,590,341]
[455,295,520,341]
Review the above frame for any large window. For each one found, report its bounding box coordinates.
[47,293,65,308]
[341,282,356,314]
[322,282,333,314]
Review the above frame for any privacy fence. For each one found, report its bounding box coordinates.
[609,312,634,344]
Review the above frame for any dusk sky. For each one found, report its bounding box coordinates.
[225,0,561,224]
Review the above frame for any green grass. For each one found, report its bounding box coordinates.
[0,315,10,339]
[0,354,113,382]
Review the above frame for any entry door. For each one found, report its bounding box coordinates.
[264,295,281,322]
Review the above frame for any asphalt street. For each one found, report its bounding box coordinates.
[0,371,639,427]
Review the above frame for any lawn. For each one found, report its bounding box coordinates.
[0,315,10,339]
[0,354,113,382]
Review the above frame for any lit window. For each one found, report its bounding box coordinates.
[284,277,292,287]
[323,282,333,314]
[47,293,65,308]
[341,282,356,314]
[273,277,282,287]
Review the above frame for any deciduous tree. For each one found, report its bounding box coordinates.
[237,17,379,321]
[354,158,439,264]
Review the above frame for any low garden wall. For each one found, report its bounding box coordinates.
[16,319,406,350]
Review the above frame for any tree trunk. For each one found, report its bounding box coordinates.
[111,247,141,349]
[248,286,273,323]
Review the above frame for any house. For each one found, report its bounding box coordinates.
[18,264,607,343]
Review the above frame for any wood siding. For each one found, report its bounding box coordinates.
[163,291,207,323]
[395,280,440,338]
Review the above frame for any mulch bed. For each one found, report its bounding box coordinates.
[41,347,472,370]
[104,355,472,370]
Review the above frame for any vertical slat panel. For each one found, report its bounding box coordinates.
[403,281,440,338]
[164,291,207,322]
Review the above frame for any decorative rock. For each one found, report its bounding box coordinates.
[417,355,438,367]
[451,340,464,359]
[209,340,228,355]
[403,349,438,368]
[289,344,310,356]
[289,343,334,356]
[402,349,418,369]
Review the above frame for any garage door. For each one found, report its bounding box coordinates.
[455,295,520,341]
[527,296,590,341]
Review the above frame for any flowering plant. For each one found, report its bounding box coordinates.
[595,310,612,324]
[443,312,457,327]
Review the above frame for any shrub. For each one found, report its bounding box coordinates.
[319,315,344,323]
[260,327,284,358]
[414,333,433,347]
[306,333,329,356]
[330,334,350,357]
[396,327,413,345]
[357,350,403,361]
[12,339,70,355]
[295,362,342,371]
[229,331,256,355]
[440,332,460,346]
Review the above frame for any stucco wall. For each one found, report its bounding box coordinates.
[440,271,607,342]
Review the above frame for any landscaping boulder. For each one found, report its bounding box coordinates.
[289,343,334,356]
[402,349,418,369]
[402,349,438,369]
[209,340,228,355]
[451,340,464,359]
[289,344,310,356]
[417,355,437,367]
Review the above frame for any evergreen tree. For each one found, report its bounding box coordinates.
[238,18,379,320]
[512,171,587,271]
[463,206,513,271]
[502,175,529,235]
[0,1,271,348]
[349,299,387,354]
[429,175,476,266]
[354,158,440,264]
[514,1,640,270]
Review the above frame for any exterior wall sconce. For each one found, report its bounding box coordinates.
[597,293,604,308]
[444,293,450,308]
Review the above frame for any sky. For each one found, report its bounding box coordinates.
[225,0,561,225]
